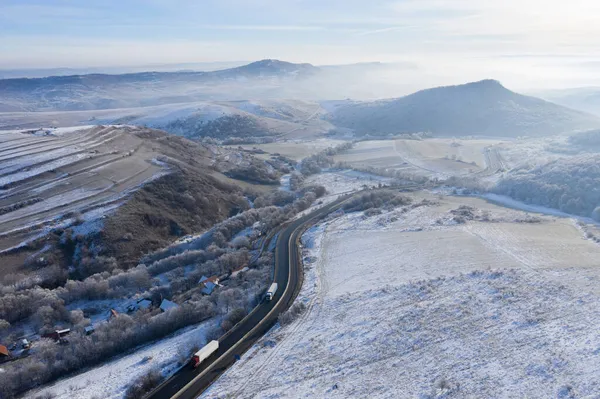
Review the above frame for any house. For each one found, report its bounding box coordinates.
[159,299,179,312]
[126,303,138,313]
[42,328,71,342]
[199,275,220,295]
[109,309,119,319]
[84,326,95,335]
[0,344,9,360]
[137,299,152,310]
[126,299,152,313]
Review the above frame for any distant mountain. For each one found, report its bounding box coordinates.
[531,87,600,117]
[214,59,319,79]
[0,61,248,79]
[329,80,600,137]
[0,60,322,112]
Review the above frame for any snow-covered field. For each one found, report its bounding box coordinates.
[0,99,333,139]
[332,139,505,179]
[29,320,216,399]
[0,125,167,254]
[305,169,391,196]
[203,191,600,398]
[234,138,344,161]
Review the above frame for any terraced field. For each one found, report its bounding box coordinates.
[0,126,168,254]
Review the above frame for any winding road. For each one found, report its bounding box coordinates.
[147,196,349,399]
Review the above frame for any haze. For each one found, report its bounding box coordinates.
[2,0,600,90]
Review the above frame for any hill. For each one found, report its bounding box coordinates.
[532,87,600,117]
[329,80,600,137]
[0,60,321,112]
[0,125,283,271]
[212,59,318,79]
[0,99,334,141]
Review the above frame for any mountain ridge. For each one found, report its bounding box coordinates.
[0,59,324,112]
[0,59,318,86]
[329,79,600,137]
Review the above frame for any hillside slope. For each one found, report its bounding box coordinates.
[0,60,320,112]
[0,125,270,272]
[329,80,600,137]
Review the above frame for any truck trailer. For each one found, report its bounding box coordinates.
[191,340,219,368]
[265,282,278,301]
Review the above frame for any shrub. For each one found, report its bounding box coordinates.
[231,235,250,249]
[364,208,383,217]
[343,190,411,212]
[0,319,10,330]
[279,302,307,326]
[124,369,163,399]
[299,142,354,176]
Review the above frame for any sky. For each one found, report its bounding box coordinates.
[2,0,600,89]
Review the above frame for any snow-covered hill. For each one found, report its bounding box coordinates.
[329,80,600,137]
[0,100,334,140]
[0,60,322,112]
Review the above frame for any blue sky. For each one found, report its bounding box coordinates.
[2,0,600,88]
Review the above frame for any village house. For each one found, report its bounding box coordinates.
[0,344,10,362]
[159,299,179,312]
[199,275,220,295]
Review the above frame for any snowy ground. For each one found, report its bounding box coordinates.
[332,139,505,179]
[0,125,168,254]
[233,139,344,161]
[29,320,216,399]
[305,169,391,196]
[203,191,600,398]
[292,170,392,220]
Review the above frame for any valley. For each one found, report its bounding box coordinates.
[204,187,600,399]
[2,59,600,399]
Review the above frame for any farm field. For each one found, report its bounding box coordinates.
[203,191,600,398]
[0,124,255,274]
[333,138,507,177]
[230,138,344,161]
[0,126,168,255]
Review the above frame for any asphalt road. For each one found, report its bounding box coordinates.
[147,197,348,399]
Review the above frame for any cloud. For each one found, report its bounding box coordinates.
[354,26,413,36]
[201,25,326,31]
[2,0,600,90]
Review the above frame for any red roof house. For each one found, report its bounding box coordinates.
[0,344,10,358]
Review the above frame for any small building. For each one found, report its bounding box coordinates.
[21,339,30,349]
[0,344,9,360]
[42,328,71,342]
[137,299,152,310]
[84,326,95,335]
[109,309,119,319]
[199,275,220,295]
[126,303,138,313]
[126,298,153,313]
[159,299,179,312]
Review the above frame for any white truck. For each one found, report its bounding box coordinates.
[265,282,278,301]
[191,340,219,368]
